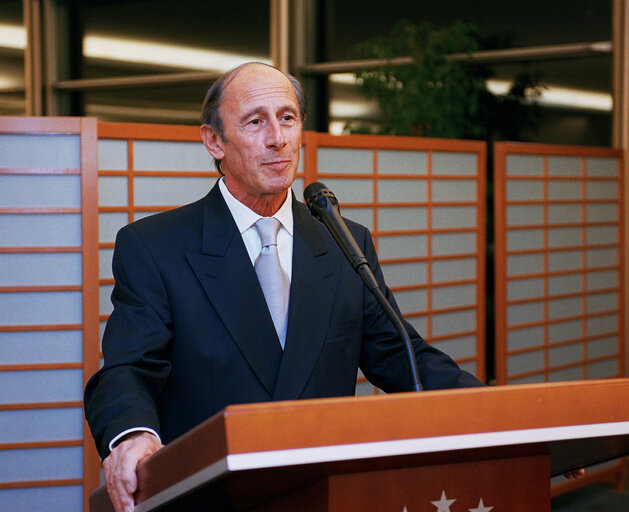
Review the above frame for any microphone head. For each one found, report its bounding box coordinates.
[304,182,339,220]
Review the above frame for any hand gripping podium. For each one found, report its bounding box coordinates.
[89,379,629,511]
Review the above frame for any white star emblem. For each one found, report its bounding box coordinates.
[469,498,493,512]
[431,490,456,511]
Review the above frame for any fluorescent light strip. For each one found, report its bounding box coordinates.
[330,74,613,113]
[0,24,270,72]
[0,23,26,49]
[135,420,629,512]
[83,35,271,71]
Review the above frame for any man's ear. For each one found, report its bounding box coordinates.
[200,124,225,160]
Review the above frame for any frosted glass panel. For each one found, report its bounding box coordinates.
[432,284,476,309]
[134,177,211,206]
[547,156,581,176]
[432,309,475,336]
[507,325,544,351]
[100,284,114,316]
[0,486,83,512]
[587,292,617,313]
[378,179,427,202]
[432,258,476,282]
[507,253,543,275]
[548,274,582,295]
[507,301,544,326]
[0,175,81,208]
[586,203,617,223]
[587,336,618,358]
[506,154,543,176]
[585,157,618,177]
[506,180,543,200]
[0,253,81,286]
[377,150,427,174]
[432,179,476,201]
[548,180,581,199]
[548,204,582,224]
[433,335,476,359]
[548,250,582,272]
[133,140,210,171]
[508,351,543,375]
[587,359,618,379]
[381,262,426,287]
[0,291,82,326]
[432,152,476,175]
[318,148,372,174]
[0,214,82,247]
[507,229,544,250]
[432,233,476,256]
[99,248,114,280]
[378,206,427,231]
[507,277,544,301]
[549,366,583,382]
[341,207,373,229]
[507,205,543,226]
[586,181,618,200]
[586,314,617,336]
[0,134,80,168]
[322,178,372,203]
[98,139,128,170]
[0,369,83,404]
[548,296,582,320]
[549,343,582,366]
[99,212,129,242]
[586,248,617,268]
[0,330,82,364]
[432,206,476,229]
[98,176,128,207]
[586,226,618,245]
[586,270,617,291]
[547,227,582,248]
[377,235,427,259]
[0,408,83,443]
[0,446,82,481]
[548,319,582,343]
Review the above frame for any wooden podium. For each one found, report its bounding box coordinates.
[89,379,629,511]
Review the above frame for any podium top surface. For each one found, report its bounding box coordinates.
[90,379,629,512]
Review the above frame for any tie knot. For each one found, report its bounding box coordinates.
[255,217,281,248]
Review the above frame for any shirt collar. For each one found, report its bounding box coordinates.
[218,177,294,236]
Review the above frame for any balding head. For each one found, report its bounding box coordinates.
[201,62,307,173]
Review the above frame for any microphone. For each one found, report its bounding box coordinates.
[304,181,422,392]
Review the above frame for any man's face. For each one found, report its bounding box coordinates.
[204,64,303,212]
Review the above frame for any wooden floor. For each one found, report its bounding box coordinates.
[552,484,629,511]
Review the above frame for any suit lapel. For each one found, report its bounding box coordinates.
[273,200,339,401]
[186,184,282,396]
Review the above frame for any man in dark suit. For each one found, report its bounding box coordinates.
[84,62,482,512]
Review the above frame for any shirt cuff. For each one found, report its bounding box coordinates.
[108,427,161,453]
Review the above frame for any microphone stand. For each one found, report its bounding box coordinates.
[305,182,422,392]
[355,263,423,392]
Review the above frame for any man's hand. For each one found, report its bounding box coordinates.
[103,432,163,512]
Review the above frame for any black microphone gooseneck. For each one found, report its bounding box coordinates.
[304,181,422,392]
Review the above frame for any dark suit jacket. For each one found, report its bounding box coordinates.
[84,181,482,459]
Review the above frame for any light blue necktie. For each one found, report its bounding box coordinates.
[254,217,289,348]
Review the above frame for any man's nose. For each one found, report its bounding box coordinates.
[265,119,287,148]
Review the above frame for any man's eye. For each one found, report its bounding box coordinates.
[250,118,262,125]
